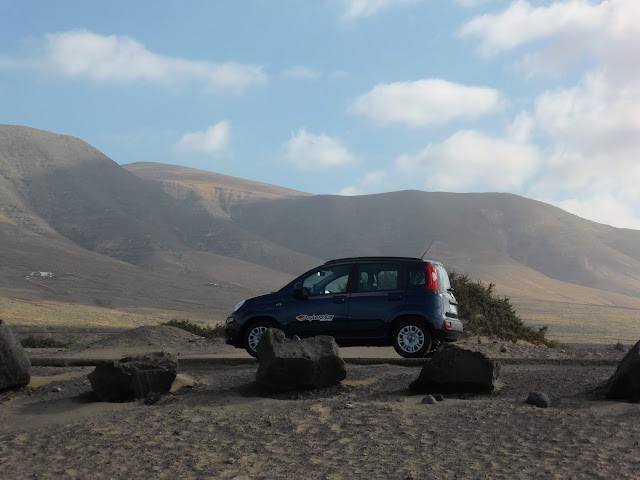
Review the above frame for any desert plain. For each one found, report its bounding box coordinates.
[1,326,639,480]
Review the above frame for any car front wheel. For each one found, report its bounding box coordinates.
[392,319,432,358]
[243,320,276,357]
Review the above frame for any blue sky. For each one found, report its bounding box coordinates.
[1,0,639,229]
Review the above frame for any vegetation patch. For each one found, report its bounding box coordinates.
[613,341,626,351]
[450,272,557,347]
[20,336,70,348]
[161,318,224,338]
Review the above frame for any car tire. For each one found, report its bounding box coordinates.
[424,340,442,358]
[243,319,276,357]
[392,318,432,358]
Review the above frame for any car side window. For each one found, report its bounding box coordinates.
[302,264,351,296]
[357,264,399,292]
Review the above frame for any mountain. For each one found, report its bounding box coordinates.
[1,125,640,336]
[228,191,640,299]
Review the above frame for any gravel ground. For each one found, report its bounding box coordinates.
[1,337,639,480]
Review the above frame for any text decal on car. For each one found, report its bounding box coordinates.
[296,314,334,322]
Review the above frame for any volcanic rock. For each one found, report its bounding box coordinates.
[0,320,31,390]
[88,352,177,402]
[256,329,346,392]
[409,344,499,394]
[605,340,640,402]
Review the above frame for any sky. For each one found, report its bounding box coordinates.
[1,0,639,229]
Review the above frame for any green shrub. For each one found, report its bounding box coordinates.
[162,318,224,338]
[449,272,557,347]
[20,336,70,348]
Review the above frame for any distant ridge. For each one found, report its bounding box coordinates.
[124,161,310,218]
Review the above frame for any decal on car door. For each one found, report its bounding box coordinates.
[296,314,334,322]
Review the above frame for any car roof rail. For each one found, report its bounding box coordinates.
[323,256,427,264]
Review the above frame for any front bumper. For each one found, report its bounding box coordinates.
[224,316,243,347]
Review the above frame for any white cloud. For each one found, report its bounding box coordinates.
[282,65,321,79]
[395,129,540,191]
[351,78,502,127]
[282,129,359,170]
[175,122,231,154]
[535,72,640,157]
[454,0,499,7]
[459,0,608,54]
[339,0,421,20]
[459,0,640,78]
[457,0,640,228]
[1,30,267,93]
[338,171,389,195]
[525,71,640,228]
[550,194,640,230]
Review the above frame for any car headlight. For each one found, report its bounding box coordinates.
[233,300,245,312]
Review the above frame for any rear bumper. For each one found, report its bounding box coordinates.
[438,318,464,341]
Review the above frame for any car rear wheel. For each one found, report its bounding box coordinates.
[243,320,276,357]
[392,319,432,358]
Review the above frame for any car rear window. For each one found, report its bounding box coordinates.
[435,264,451,291]
[408,267,426,288]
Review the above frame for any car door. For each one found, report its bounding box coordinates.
[346,262,404,338]
[286,263,353,338]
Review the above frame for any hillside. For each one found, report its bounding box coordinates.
[1,125,640,338]
[123,162,310,218]
[0,125,321,275]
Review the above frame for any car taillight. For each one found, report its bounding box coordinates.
[424,264,439,290]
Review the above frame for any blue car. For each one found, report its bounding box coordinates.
[225,256,463,358]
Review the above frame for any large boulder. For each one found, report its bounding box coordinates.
[409,344,500,393]
[88,352,177,402]
[256,329,346,392]
[0,319,31,390]
[605,340,640,402]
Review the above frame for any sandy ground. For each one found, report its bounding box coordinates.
[2,329,639,479]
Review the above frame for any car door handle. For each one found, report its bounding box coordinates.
[388,293,403,301]
[333,296,347,304]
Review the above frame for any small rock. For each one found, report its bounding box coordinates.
[344,403,354,409]
[477,338,482,344]
[500,346,507,353]
[526,391,551,408]
[144,391,162,405]
[293,335,301,341]
[51,386,62,393]
[421,395,437,405]
[432,393,444,402]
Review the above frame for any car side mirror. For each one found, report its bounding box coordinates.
[293,282,306,298]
